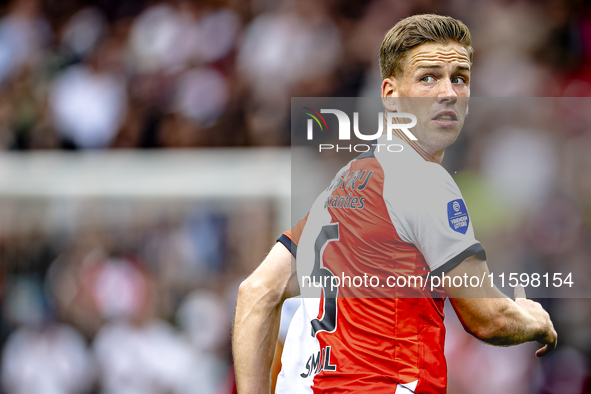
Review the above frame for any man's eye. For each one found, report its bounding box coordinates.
[420,75,435,83]
[452,76,466,84]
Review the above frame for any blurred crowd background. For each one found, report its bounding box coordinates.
[1,0,591,152]
[0,0,591,393]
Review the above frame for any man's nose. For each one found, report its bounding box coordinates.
[437,79,457,104]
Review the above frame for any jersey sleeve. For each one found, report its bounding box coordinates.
[384,165,486,275]
[277,213,309,258]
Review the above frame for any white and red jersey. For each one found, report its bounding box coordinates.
[276,136,485,394]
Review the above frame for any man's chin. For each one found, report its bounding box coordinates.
[418,127,462,148]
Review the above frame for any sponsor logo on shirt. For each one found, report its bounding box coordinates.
[324,170,373,210]
[447,199,469,234]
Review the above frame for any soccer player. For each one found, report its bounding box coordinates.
[233,14,557,394]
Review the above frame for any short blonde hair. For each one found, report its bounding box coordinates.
[380,14,473,80]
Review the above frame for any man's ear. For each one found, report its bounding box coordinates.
[381,77,398,112]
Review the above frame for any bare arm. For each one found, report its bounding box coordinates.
[444,255,557,357]
[233,242,297,394]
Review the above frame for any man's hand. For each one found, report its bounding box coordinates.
[513,285,557,357]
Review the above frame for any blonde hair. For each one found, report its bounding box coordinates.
[380,14,473,80]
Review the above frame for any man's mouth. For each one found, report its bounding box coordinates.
[431,111,459,127]
[432,112,457,121]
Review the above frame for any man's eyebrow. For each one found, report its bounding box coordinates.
[413,63,472,71]
[414,63,442,69]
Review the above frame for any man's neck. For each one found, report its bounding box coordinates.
[389,129,445,164]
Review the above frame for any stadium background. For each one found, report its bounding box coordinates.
[0,0,590,392]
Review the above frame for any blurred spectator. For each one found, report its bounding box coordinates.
[2,323,94,394]
[93,320,193,394]
[129,3,186,74]
[91,257,151,322]
[174,67,228,126]
[0,0,50,84]
[60,7,107,60]
[176,290,233,393]
[469,1,555,96]
[129,1,240,73]
[238,0,341,105]
[238,0,341,144]
[88,254,191,394]
[49,38,127,149]
[1,276,94,393]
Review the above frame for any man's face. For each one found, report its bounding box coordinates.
[382,41,471,155]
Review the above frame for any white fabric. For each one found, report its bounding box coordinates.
[275,299,316,394]
[395,379,419,393]
[278,298,301,343]
[376,135,480,272]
